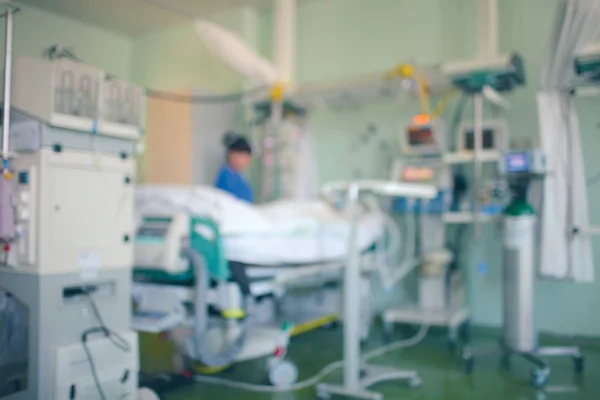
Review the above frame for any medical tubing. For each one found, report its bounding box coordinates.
[193,324,430,393]
[409,70,431,116]
[181,248,248,368]
[431,89,458,119]
[364,196,416,289]
[381,212,419,289]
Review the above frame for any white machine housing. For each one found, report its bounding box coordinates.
[8,56,145,139]
[440,53,516,80]
[135,212,189,273]
[457,119,509,153]
[99,76,147,138]
[55,331,139,399]
[10,147,135,275]
[499,150,547,175]
[400,117,446,157]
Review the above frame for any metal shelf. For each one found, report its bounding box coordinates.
[442,212,501,224]
[443,150,501,164]
[382,305,470,328]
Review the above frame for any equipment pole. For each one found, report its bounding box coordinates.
[343,182,361,389]
[1,6,16,168]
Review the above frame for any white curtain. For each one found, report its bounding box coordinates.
[537,0,600,282]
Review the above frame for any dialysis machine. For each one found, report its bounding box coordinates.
[0,51,145,399]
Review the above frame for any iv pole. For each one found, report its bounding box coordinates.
[316,180,436,400]
[1,4,18,170]
[0,4,19,244]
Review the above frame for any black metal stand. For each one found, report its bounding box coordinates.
[462,339,584,388]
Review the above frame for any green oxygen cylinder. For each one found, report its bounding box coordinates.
[502,191,538,352]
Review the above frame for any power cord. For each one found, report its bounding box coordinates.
[82,291,131,400]
[193,324,430,393]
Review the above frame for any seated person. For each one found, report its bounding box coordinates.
[215,132,254,203]
[215,133,254,297]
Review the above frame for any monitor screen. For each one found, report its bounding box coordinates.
[401,166,434,182]
[464,128,496,150]
[137,225,169,238]
[137,217,172,238]
[505,152,529,173]
[407,125,436,147]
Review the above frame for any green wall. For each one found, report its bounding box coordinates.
[20,0,595,337]
[257,0,600,337]
[130,8,259,91]
[0,4,132,79]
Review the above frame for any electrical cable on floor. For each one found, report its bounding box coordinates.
[193,324,430,393]
[81,291,132,400]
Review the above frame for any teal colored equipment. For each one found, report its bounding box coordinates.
[133,213,250,369]
[444,53,526,94]
[134,215,231,285]
[575,47,600,83]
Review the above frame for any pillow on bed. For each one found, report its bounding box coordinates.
[257,199,344,221]
[135,184,274,234]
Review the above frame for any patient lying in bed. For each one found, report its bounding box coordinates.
[136,185,385,266]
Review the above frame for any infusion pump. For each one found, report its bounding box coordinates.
[135,212,189,273]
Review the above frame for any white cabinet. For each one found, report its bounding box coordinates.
[98,76,146,139]
[11,56,103,132]
[9,56,145,139]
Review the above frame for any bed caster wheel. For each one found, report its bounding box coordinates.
[574,356,584,374]
[464,357,474,374]
[408,376,422,388]
[268,360,298,388]
[531,369,549,388]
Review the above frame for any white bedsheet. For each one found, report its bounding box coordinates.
[136,185,384,266]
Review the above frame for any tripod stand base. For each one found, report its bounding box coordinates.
[315,364,421,400]
[462,343,584,388]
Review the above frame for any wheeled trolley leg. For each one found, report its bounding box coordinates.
[462,342,584,388]
[315,365,421,400]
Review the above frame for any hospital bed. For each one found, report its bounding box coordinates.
[132,185,385,366]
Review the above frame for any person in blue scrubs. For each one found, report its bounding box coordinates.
[215,133,254,203]
[215,133,254,297]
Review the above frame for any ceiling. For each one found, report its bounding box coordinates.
[17,0,275,36]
